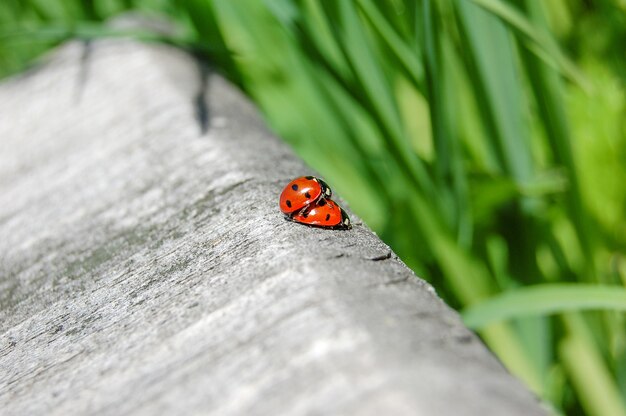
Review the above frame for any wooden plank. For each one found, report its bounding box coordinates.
[0,40,546,415]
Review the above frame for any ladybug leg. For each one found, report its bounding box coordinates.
[284,204,312,221]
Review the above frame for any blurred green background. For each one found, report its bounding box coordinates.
[2,0,625,414]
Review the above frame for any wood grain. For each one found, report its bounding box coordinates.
[0,40,546,415]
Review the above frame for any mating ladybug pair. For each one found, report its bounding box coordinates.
[279,176,351,230]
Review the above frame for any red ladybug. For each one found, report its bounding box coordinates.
[279,176,331,215]
[291,198,351,230]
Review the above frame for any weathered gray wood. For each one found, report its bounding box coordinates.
[0,40,546,415]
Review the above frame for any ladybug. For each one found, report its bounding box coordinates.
[279,176,331,215]
[290,198,351,230]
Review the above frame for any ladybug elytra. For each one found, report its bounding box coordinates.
[279,176,351,230]
[279,176,331,215]
[291,198,351,229]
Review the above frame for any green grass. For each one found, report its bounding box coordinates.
[2,0,625,414]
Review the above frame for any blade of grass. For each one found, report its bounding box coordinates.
[480,322,544,394]
[421,0,471,245]
[561,314,626,416]
[454,0,534,186]
[356,0,424,89]
[409,192,492,304]
[463,284,626,329]
[470,0,590,92]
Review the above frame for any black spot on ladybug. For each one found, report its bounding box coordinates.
[325,214,330,221]
[305,175,314,180]
[302,211,309,218]
[286,200,292,208]
[318,199,326,206]
[304,192,311,199]
[291,184,298,191]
